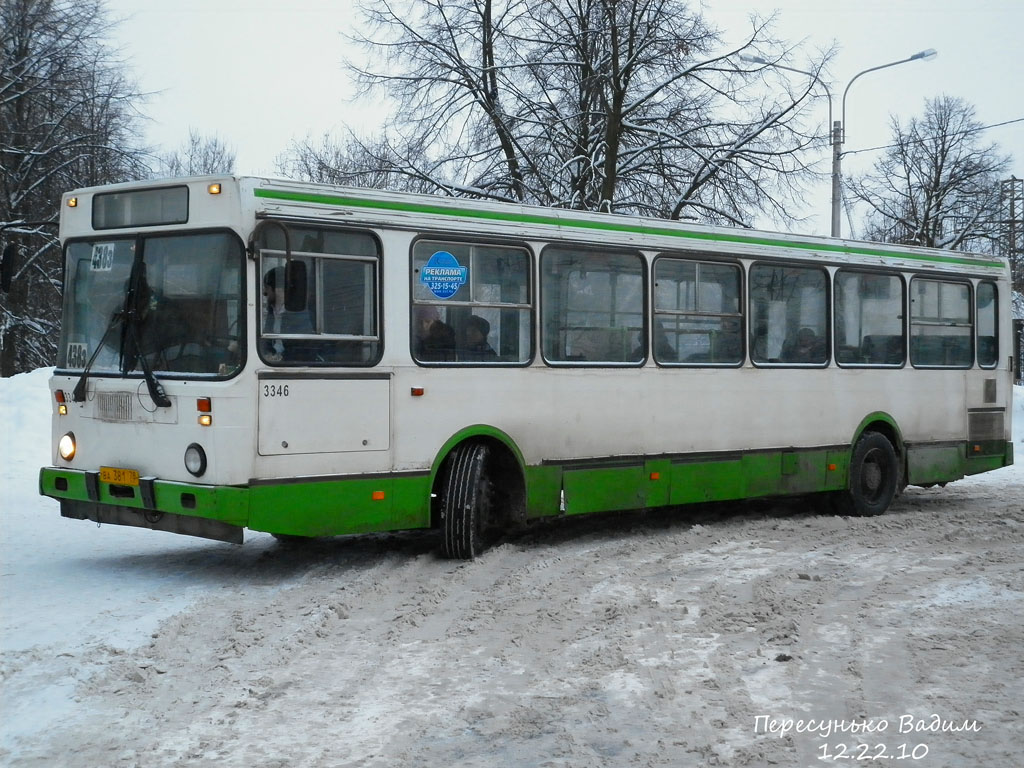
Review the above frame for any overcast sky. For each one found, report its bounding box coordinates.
[104,0,1023,236]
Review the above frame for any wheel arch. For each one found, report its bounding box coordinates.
[850,411,906,480]
[429,425,527,529]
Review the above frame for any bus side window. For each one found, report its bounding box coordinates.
[910,278,972,368]
[411,240,531,365]
[976,281,998,368]
[834,271,904,367]
[541,247,644,365]
[259,226,381,366]
[653,257,742,365]
[749,263,829,366]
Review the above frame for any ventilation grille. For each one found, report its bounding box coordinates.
[968,411,1004,442]
[97,392,133,422]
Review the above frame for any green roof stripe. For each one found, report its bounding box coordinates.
[254,187,1002,270]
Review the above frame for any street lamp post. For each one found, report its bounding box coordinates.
[741,49,937,238]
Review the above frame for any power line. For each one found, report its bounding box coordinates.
[842,117,1024,158]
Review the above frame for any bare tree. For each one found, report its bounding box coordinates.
[1,0,149,376]
[159,128,236,177]
[325,0,827,223]
[848,95,1012,251]
[277,133,437,193]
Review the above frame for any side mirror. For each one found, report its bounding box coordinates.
[284,260,307,312]
[1,243,16,293]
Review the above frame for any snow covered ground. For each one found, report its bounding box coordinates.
[2,368,1022,767]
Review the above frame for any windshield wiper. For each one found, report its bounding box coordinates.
[71,309,124,402]
[121,309,171,408]
[71,261,171,408]
[119,260,171,408]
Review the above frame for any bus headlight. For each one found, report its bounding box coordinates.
[184,443,207,477]
[58,432,77,461]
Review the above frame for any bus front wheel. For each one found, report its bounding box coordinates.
[440,442,493,559]
[835,431,899,517]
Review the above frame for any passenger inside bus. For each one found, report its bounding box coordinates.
[459,315,497,361]
[414,305,456,361]
[262,266,313,362]
[782,327,826,363]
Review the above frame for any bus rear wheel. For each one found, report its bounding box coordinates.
[440,442,493,559]
[835,431,899,517]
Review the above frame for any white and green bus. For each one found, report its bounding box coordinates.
[38,176,1014,558]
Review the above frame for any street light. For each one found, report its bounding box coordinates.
[740,49,937,238]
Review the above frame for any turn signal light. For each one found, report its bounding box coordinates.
[197,397,212,413]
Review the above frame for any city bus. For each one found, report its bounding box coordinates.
[37,176,1014,558]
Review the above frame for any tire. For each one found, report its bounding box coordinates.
[834,431,899,517]
[440,442,492,559]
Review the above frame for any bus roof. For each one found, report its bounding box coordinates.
[61,175,1010,275]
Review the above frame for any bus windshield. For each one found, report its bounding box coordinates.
[58,231,245,377]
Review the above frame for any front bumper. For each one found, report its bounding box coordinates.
[39,467,249,543]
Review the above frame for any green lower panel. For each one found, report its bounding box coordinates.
[43,439,1007,543]
[670,458,745,504]
[907,444,966,486]
[965,441,1013,476]
[525,465,562,519]
[671,448,844,506]
[248,474,432,537]
[563,465,646,516]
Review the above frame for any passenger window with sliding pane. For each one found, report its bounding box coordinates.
[834,272,904,366]
[749,264,828,365]
[542,248,644,364]
[976,282,998,368]
[259,226,381,366]
[910,279,972,368]
[411,241,531,364]
[653,258,742,365]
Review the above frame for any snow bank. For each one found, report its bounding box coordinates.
[0,369,279,756]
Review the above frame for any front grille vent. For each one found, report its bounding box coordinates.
[97,392,133,422]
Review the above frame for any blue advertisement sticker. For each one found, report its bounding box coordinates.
[420,251,468,299]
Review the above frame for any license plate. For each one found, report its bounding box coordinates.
[100,466,140,486]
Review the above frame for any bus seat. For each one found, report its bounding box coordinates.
[836,345,862,364]
[862,334,903,364]
[911,335,940,365]
[943,335,971,365]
